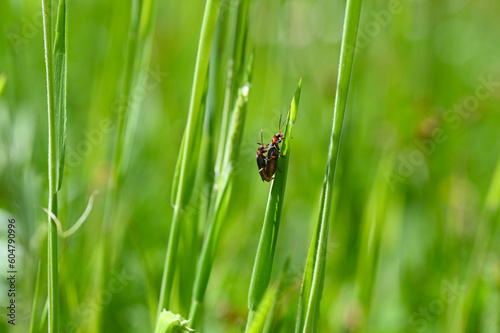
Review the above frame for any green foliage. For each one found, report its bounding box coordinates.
[2,0,500,332]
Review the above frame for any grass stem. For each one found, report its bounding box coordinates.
[41,0,59,331]
[296,0,362,331]
[246,78,302,330]
[156,0,222,321]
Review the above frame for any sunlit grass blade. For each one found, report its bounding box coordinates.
[178,75,210,315]
[41,0,67,330]
[295,1,362,332]
[53,0,67,192]
[157,0,222,321]
[246,78,302,329]
[188,53,254,329]
[214,0,250,176]
[170,132,185,206]
[175,50,226,314]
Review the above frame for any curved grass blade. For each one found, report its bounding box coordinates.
[247,78,302,328]
[295,0,363,332]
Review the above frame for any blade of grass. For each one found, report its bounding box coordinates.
[53,0,67,192]
[176,21,234,303]
[214,0,250,176]
[188,54,254,329]
[41,0,67,331]
[246,78,302,330]
[177,12,248,314]
[186,11,251,313]
[178,75,210,315]
[295,1,362,332]
[157,0,222,320]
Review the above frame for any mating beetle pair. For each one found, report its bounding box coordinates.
[256,116,285,182]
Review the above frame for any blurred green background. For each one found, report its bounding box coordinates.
[0,0,499,332]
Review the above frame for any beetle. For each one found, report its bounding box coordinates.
[256,130,270,182]
[269,115,285,148]
[258,116,285,182]
[265,115,285,177]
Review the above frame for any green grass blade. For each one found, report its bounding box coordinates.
[41,0,59,331]
[157,0,222,319]
[178,74,210,314]
[214,0,250,175]
[53,0,67,192]
[247,78,302,327]
[170,131,185,206]
[189,54,254,329]
[296,1,362,332]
